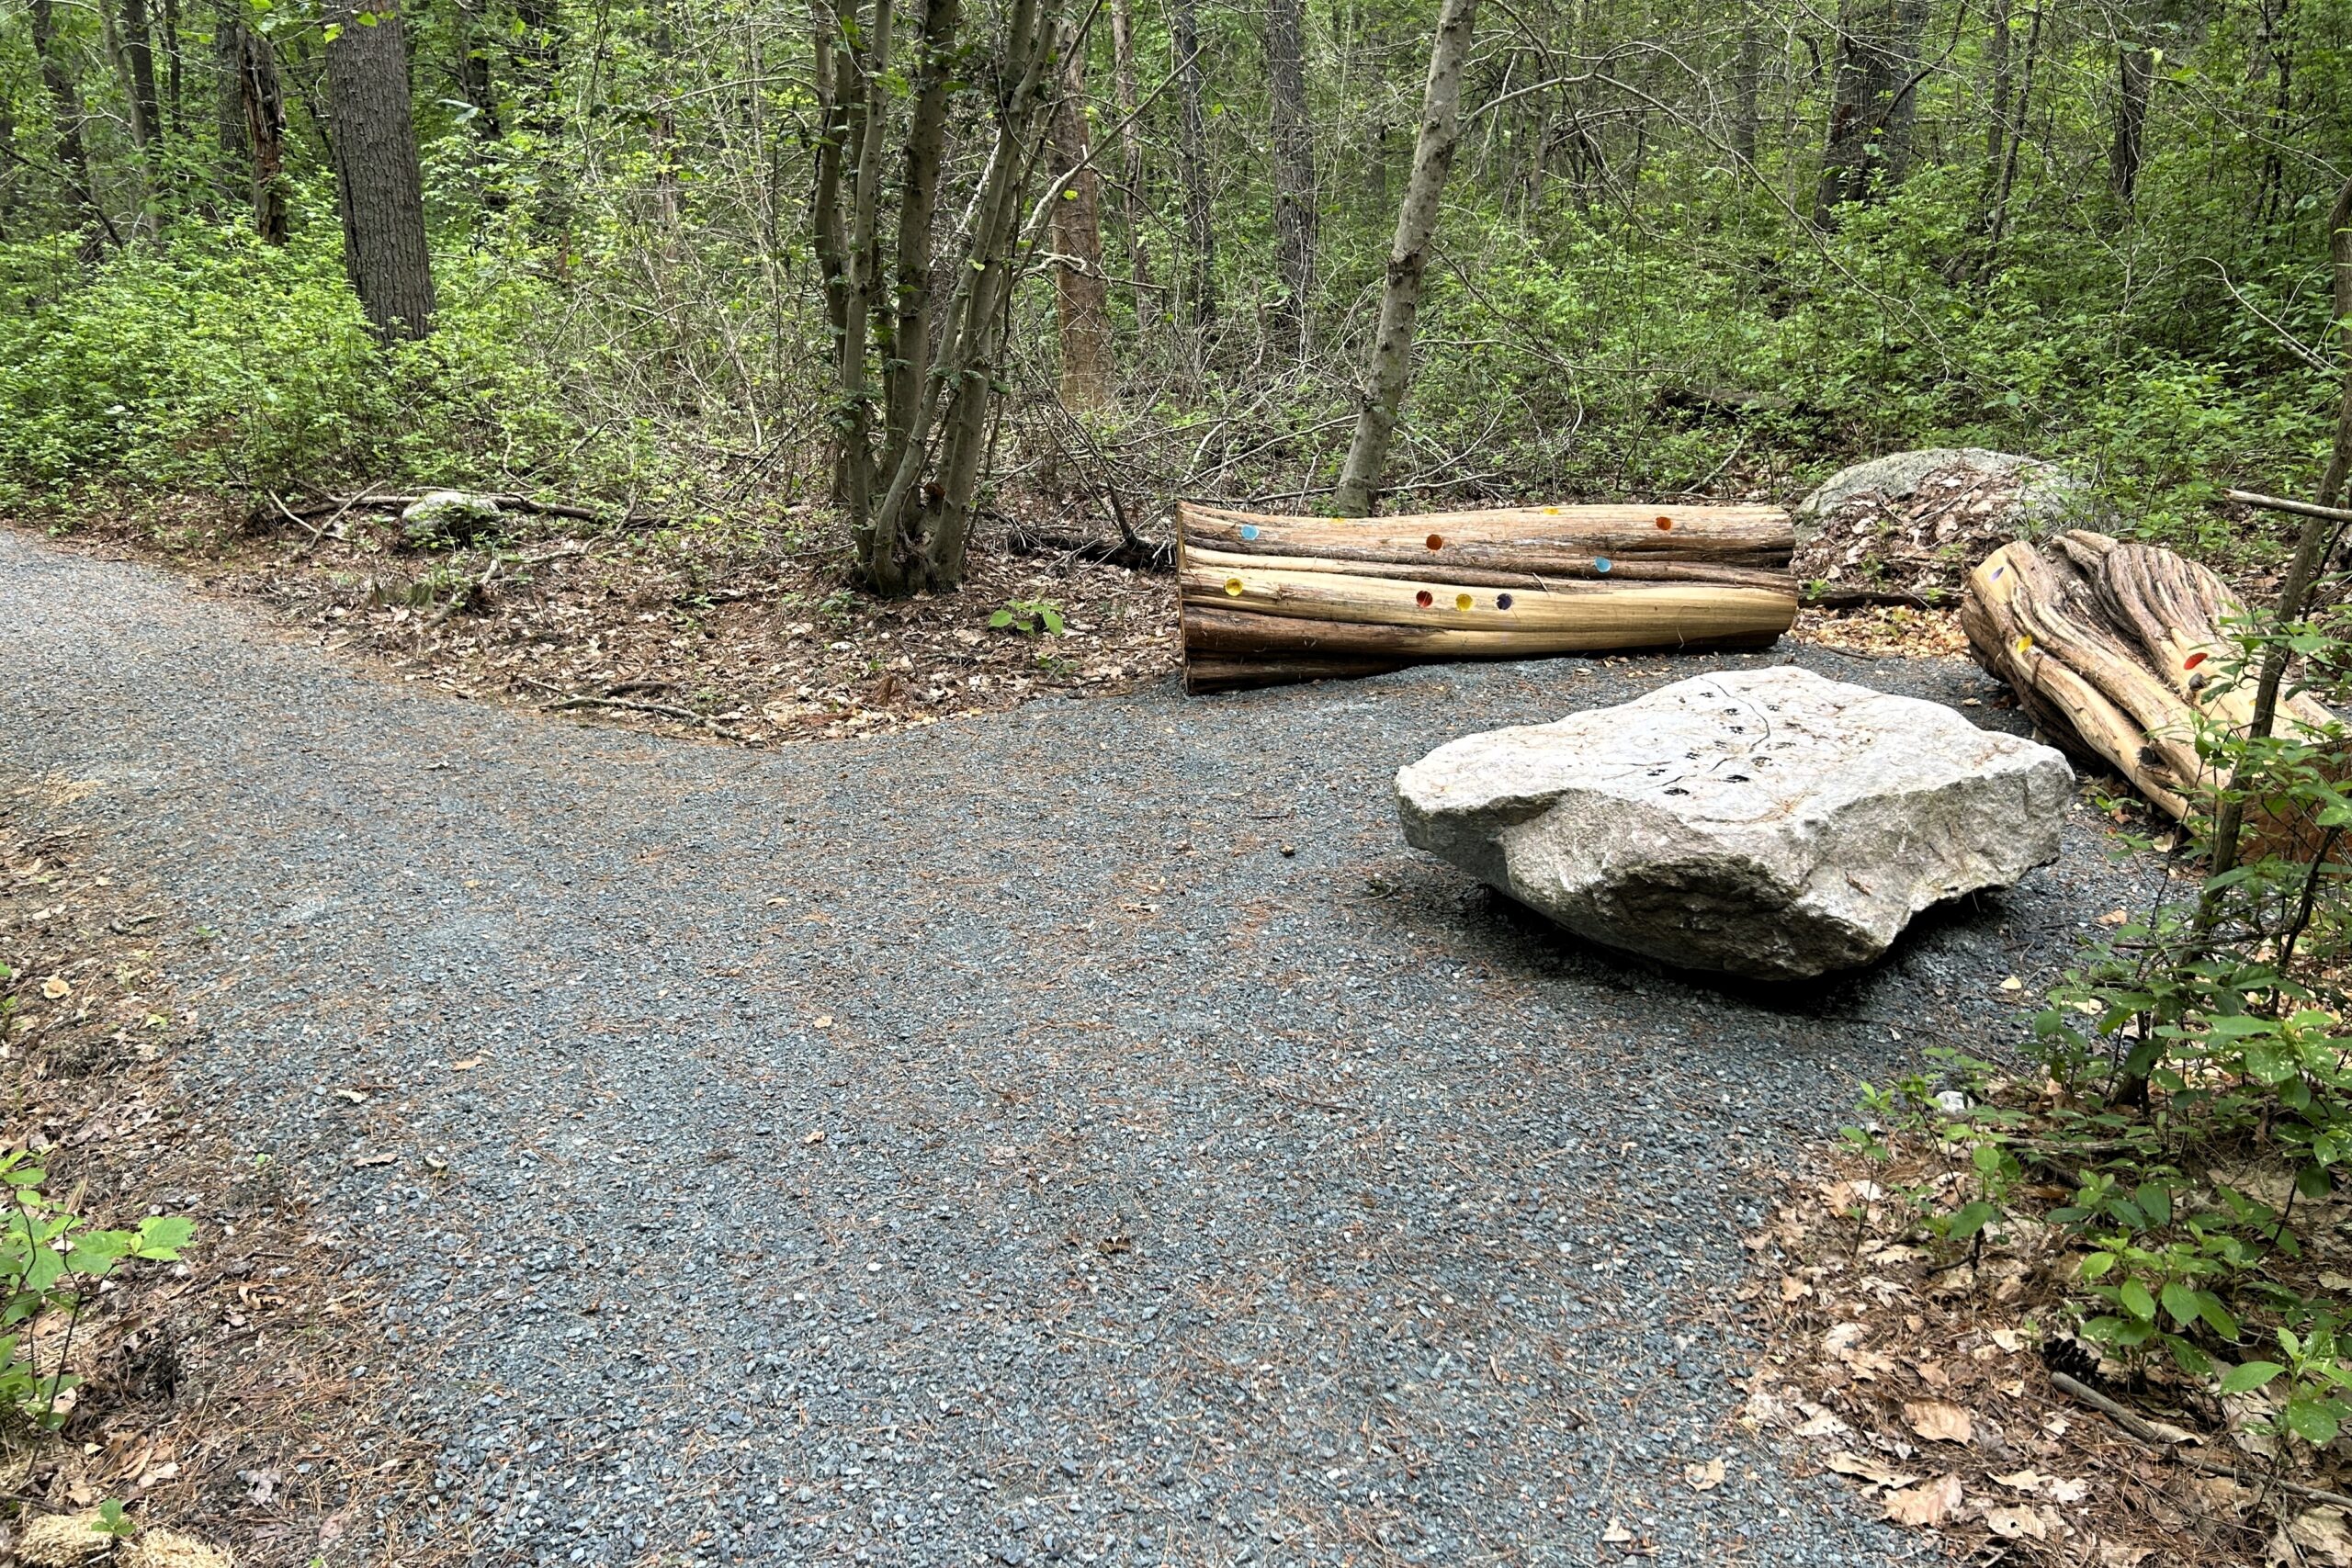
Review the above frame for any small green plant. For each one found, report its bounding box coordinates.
[0,1152,194,1429]
[988,598,1065,636]
[2220,1306,2352,1447]
[92,1499,135,1540]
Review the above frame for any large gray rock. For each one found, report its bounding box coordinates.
[401,490,504,548]
[1396,666,2074,980]
[1795,448,2086,541]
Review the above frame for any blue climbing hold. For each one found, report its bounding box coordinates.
[1594,557,1612,573]
[1239,525,1260,541]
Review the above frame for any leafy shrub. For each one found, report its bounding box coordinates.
[0,221,609,513]
[0,1150,193,1429]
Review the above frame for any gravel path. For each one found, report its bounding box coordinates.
[0,528,2143,1566]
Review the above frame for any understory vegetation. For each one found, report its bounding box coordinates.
[0,2,2346,556]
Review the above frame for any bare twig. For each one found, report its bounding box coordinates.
[2050,1371,2352,1510]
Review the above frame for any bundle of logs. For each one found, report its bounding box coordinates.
[1961,529,2335,824]
[1175,502,1801,693]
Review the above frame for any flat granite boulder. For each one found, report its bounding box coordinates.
[1396,666,2074,980]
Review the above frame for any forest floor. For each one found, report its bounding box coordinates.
[0,517,2156,1566]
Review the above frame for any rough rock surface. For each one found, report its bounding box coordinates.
[400,489,503,547]
[1397,666,2075,980]
[1795,448,2086,542]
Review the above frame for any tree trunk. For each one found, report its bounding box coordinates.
[884,0,964,450]
[1178,502,1798,693]
[160,0,184,139]
[2109,44,2154,204]
[1265,0,1316,355]
[119,0,163,148]
[1050,42,1114,408]
[1109,0,1151,308]
[1983,0,2010,166]
[1731,9,1763,166]
[237,22,288,244]
[1329,0,1476,518]
[28,0,114,252]
[1814,0,1929,220]
[325,0,437,339]
[859,0,1069,594]
[1171,0,1218,340]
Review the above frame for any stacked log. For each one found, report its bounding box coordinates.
[1961,530,2335,825]
[1176,502,1801,694]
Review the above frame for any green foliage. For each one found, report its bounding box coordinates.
[988,598,1066,636]
[0,222,616,513]
[0,1149,194,1430]
[92,1499,135,1540]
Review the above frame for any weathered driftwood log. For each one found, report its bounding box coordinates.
[1176,502,1800,693]
[1961,530,2335,825]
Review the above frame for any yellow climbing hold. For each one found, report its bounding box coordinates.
[2016,634,2034,653]
[1224,577,1245,597]
[1454,592,1474,612]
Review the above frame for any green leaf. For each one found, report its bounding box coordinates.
[2284,1397,2343,1446]
[2160,1280,2199,1328]
[1947,1201,1996,1241]
[2221,1360,2285,1393]
[2199,1295,2241,1343]
[2120,1279,2158,1322]
[2079,1251,2118,1280]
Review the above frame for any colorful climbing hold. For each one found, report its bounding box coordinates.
[1594,557,1612,573]
[1224,578,1244,597]
[1425,534,1444,551]
[1990,565,2006,581]
[1239,525,1260,541]
[1454,592,1474,612]
[1496,592,1514,610]
[1655,515,1674,530]
[1415,590,1434,608]
[2185,651,2208,671]
[2016,634,2034,653]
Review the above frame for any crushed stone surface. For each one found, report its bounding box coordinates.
[0,526,2145,1565]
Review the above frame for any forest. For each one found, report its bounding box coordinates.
[0,0,2347,581]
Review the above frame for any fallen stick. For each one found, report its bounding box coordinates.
[2049,1371,2352,1510]
[540,694,745,741]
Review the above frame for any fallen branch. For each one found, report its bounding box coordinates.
[2050,1371,2352,1510]
[539,694,745,741]
[288,492,662,527]
[1006,523,1174,572]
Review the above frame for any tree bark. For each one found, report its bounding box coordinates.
[1171,0,1218,340]
[2109,44,2154,204]
[1265,0,1317,355]
[119,0,164,148]
[884,0,964,450]
[28,0,115,251]
[1731,8,1763,167]
[1109,0,1151,307]
[235,22,288,243]
[1050,41,1114,408]
[159,0,184,138]
[1329,0,1476,518]
[325,0,437,339]
[1814,0,1929,220]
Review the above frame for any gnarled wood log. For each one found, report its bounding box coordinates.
[1177,502,1799,693]
[1962,530,2335,828]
